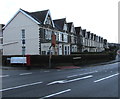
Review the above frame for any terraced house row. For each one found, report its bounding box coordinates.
[3,9,108,55]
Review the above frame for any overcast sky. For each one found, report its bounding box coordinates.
[1,0,119,43]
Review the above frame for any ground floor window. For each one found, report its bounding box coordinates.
[64,45,70,55]
[22,46,26,55]
[42,51,46,55]
[64,46,67,55]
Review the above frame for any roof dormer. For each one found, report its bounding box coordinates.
[44,10,55,27]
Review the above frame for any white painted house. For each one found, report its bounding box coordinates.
[3,8,106,55]
[3,9,56,55]
[53,18,70,55]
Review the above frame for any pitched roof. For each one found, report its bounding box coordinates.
[82,29,86,37]
[75,27,81,35]
[21,9,49,24]
[4,9,41,29]
[53,18,66,30]
[30,10,49,24]
[91,33,94,39]
[4,8,53,29]
[0,24,5,30]
[87,31,90,38]
[67,22,72,32]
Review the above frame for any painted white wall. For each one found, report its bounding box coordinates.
[41,43,58,55]
[41,43,51,54]
[58,44,62,55]
[3,11,40,55]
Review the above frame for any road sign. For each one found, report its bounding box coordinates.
[10,57,26,64]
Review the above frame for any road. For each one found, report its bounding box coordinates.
[1,60,120,98]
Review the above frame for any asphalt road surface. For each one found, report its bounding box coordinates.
[1,61,120,99]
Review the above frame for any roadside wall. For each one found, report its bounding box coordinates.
[2,52,116,68]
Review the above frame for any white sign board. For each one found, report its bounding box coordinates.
[10,57,27,64]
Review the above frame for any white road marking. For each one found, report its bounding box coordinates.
[67,74,78,78]
[0,81,43,92]
[40,89,71,99]
[47,75,93,85]
[65,75,93,83]
[44,71,49,72]
[67,71,97,78]
[19,72,32,75]
[0,75,9,78]
[47,80,66,85]
[94,73,119,83]
[57,70,61,71]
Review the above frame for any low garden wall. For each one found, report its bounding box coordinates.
[2,51,117,68]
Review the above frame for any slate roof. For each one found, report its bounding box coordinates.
[94,34,96,40]
[75,27,81,35]
[91,33,94,39]
[0,24,4,36]
[20,9,49,24]
[82,29,86,37]
[0,24,5,30]
[53,18,66,30]
[87,31,90,39]
[67,22,72,32]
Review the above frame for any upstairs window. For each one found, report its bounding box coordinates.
[45,16,52,26]
[21,29,25,39]
[71,35,74,43]
[59,33,63,42]
[71,24,75,33]
[45,30,52,40]
[55,32,59,41]
[64,34,68,43]
[63,24,67,31]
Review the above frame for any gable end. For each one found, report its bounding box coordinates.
[3,9,40,29]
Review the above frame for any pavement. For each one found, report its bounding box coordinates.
[56,66,80,69]
[56,59,120,69]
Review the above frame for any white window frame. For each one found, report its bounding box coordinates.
[63,24,67,31]
[45,29,52,40]
[21,29,25,39]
